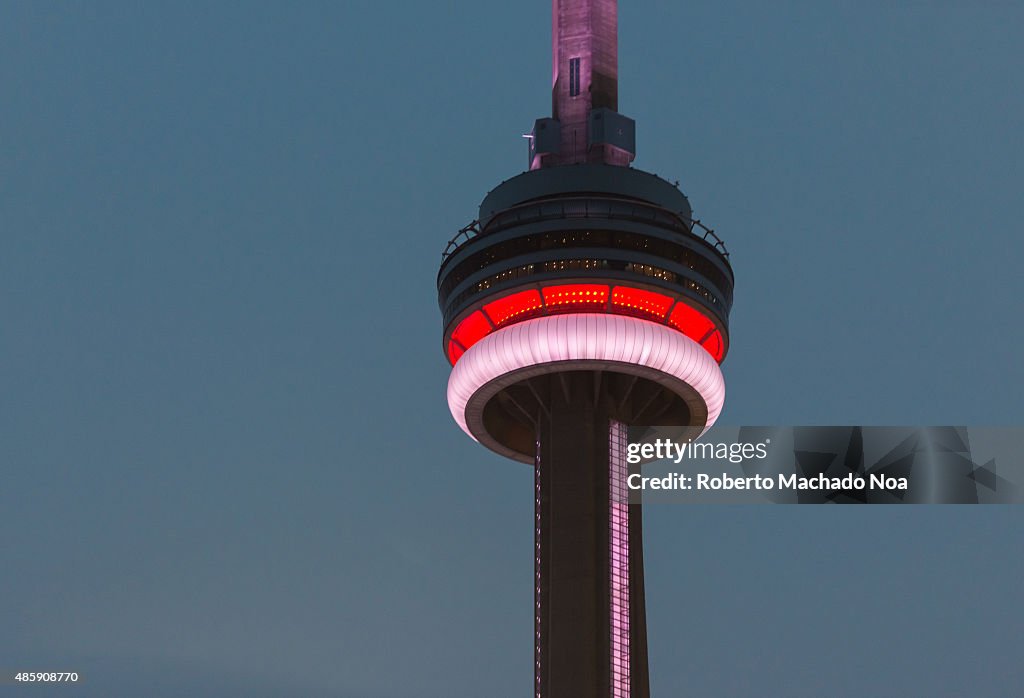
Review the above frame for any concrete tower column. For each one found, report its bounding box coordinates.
[552,0,618,163]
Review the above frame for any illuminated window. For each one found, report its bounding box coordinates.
[483,289,544,327]
[668,302,715,343]
[451,310,492,354]
[542,283,608,310]
[447,340,465,364]
[611,287,674,321]
[702,330,725,362]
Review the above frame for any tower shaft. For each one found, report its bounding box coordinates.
[535,372,650,698]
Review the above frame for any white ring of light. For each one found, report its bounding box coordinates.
[447,313,726,461]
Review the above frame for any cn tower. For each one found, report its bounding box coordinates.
[437,2,734,696]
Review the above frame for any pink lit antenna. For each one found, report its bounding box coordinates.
[532,0,635,168]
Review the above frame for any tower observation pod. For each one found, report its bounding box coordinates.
[437,2,734,696]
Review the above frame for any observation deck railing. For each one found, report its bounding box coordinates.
[441,196,729,263]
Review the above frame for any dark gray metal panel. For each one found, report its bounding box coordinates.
[588,107,636,155]
[478,164,692,226]
[531,118,562,159]
[538,378,607,697]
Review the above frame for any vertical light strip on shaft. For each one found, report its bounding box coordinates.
[534,437,543,698]
[609,419,631,697]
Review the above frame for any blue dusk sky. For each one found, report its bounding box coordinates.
[1,2,1021,696]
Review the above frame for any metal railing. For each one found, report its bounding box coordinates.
[441,196,730,262]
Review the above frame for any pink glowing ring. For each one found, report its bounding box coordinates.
[447,313,726,461]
